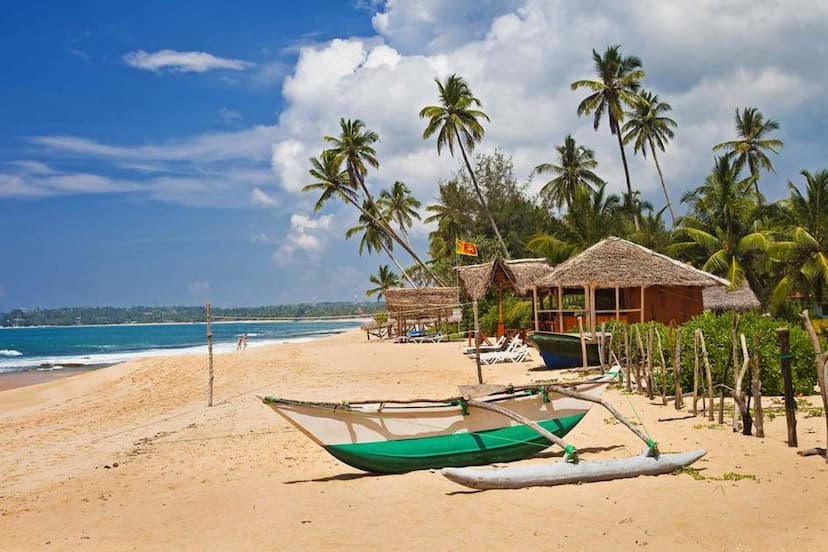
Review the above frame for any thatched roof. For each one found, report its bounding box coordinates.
[532,237,730,289]
[384,287,460,320]
[455,258,554,300]
[703,281,761,312]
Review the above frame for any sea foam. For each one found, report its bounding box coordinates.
[0,349,22,357]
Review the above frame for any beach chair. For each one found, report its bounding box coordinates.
[479,341,531,364]
[462,335,506,355]
[412,331,444,344]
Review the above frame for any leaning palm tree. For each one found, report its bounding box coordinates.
[420,74,510,258]
[571,45,645,229]
[346,200,416,287]
[304,150,444,286]
[366,265,401,301]
[533,134,605,211]
[767,170,828,309]
[378,181,421,237]
[622,90,678,226]
[713,107,783,196]
[324,118,380,202]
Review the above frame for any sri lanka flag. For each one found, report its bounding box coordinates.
[455,239,478,257]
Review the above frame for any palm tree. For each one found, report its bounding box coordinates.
[345,200,415,287]
[571,45,645,229]
[366,265,400,301]
[304,150,444,286]
[533,134,604,211]
[324,118,379,201]
[425,180,471,259]
[671,156,769,288]
[713,107,783,196]
[378,181,421,237]
[420,74,510,258]
[767,170,828,308]
[622,90,678,226]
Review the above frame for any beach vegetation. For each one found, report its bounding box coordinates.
[366,265,401,301]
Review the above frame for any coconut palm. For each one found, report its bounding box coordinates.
[304,150,444,286]
[671,156,769,288]
[571,45,645,229]
[533,134,605,211]
[366,265,400,301]
[346,200,415,287]
[324,118,379,201]
[767,170,828,308]
[713,107,783,196]
[622,90,678,226]
[378,181,421,237]
[420,74,510,258]
[425,179,471,259]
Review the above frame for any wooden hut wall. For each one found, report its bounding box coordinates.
[643,285,704,325]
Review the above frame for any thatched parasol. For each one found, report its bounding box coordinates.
[384,287,460,332]
[703,281,761,312]
[455,258,554,301]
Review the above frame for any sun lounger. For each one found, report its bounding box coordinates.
[412,331,444,344]
[462,335,507,355]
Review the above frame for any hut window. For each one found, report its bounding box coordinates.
[595,288,623,309]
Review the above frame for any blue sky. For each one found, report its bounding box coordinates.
[2,1,827,310]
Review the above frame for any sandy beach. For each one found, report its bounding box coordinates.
[1,330,826,550]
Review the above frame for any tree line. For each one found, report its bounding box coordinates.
[0,302,385,327]
[304,44,824,321]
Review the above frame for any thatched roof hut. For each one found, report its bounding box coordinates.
[530,237,730,332]
[703,281,761,312]
[455,258,554,301]
[384,287,460,330]
[533,237,729,289]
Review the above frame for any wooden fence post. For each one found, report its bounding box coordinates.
[777,327,798,447]
[656,330,667,405]
[674,329,683,409]
[646,326,654,400]
[751,334,764,438]
[692,329,700,416]
[206,303,214,407]
[699,330,714,422]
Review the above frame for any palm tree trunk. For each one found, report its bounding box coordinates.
[456,136,511,259]
[345,165,446,286]
[378,240,417,287]
[613,120,640,231]
[649,140,676,227]
[344,193,447,287]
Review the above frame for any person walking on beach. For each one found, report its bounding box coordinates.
[241,333,248,351]
[236,334,245,351]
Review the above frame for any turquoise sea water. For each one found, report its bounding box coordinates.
[0,320,362,374]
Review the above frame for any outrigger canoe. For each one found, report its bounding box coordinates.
[260,367,619,474]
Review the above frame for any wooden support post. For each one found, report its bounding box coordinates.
[656,330,667,405]
[577,316,588,371]
[624,325,632,392]
[674,328,683,409]
[718,388,725,425]
[692,329,700,416]
[751,334,765,438]
[646,326,654,400]
[599,322,607,373]
[473,300,483,384]
[614,286,620,322]
[777,327,798,447]
[699,330,714,422]
[634,326,645,393]
[206,303,214,407]
[532,287,539,331]
[639,285,645,323]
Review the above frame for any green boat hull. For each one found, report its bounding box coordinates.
[325,413,586,474]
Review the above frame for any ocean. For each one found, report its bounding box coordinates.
[0,320,363,374]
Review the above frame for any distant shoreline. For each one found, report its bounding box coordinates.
[0,317,371,330]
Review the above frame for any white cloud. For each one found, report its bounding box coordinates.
[251,187,277,207]
[276,213,334,262]
[218,107,241,124]
[123,49,253,73]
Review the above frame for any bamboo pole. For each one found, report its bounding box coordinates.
[634,326,645,393]
[624,325,632,392]
[699,330,714,422]
[206,303,214,407]
[473,300,483,384]
[692,329,700,416]
[656,329,667,405]
[577,316,588,371]
[646,326,654,400]
[674,328,683,410]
